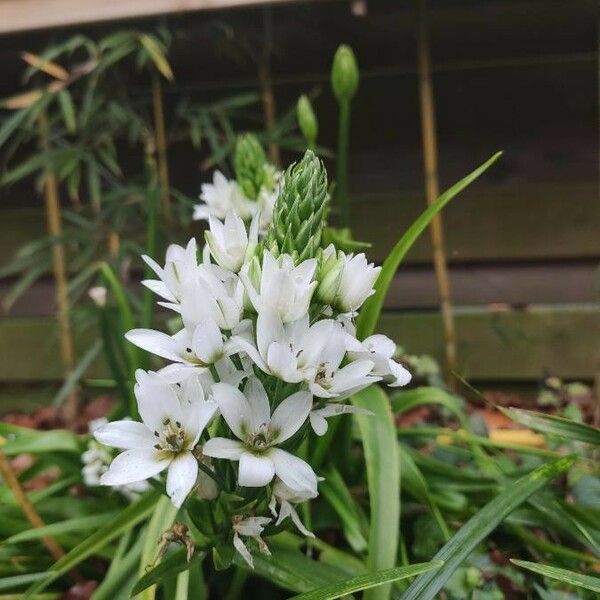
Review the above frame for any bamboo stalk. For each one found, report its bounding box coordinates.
[108,231,120,258]
[0,450,79,577]
[39,111,79,421]
[416,0,457,377]
[152,73,172,225]
[259,8,280,166]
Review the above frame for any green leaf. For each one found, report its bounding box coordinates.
[23,490,161,598]
[57,90,76,133]
[0,573,47,592]
[290,561,442,600]
[320,467,368,553]
[400,455,577,600]
[4,512,118,544]
[131,548,203,596]
[0,423,81,455]
[137,494,179,600]
[350,386,400,600]
[501,407,600,445]
[139,34,173,80]
[356,152,502,339]
[399,446,450,540]
[510,559,600,593]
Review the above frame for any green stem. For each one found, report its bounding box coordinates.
[336,99,351,227]
[141,187,158,334]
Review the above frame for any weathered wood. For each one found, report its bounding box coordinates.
[0,0,303,35]
[2,182,598,269]
[0,306,598,382]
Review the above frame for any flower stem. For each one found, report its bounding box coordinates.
[152,73,172,226]
[336,99,351,228]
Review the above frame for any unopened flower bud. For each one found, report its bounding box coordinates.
[331,45,359,103]
[234,134,267,200]
[315,246,344,305]
[296,95,318,146]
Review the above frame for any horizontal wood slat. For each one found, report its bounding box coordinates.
[0,0,298,35]
[0,306,598,382]
[2,182,598,270]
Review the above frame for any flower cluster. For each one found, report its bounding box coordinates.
[94,150,411,567]
[194,134,281,234]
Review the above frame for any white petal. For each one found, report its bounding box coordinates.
[289,504,315,538]
[270,391,312,443]
[191,319,223,364]
[267,343,303,383]
[211,383,252,439]
[93,420,155,450]
[243,377,270,430]
[126,329,183,363]
[141,254,164,279]
[269,448,318,495]
[238,452,275,487]
[387,360,412,387]
[134,370,183,432]
[309,411,329,436]
[166,451,198,508]
[256,309,285,360]
[233,533,254,568]
[100,449,169,486]
[225,336,269,374]
[141,279,176,303]
[202,437,245,459]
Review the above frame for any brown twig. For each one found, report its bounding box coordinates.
[259,8,280,166]
[0,450,82,582]
[152,73,172,225]
[39,110,79,421]
[416,0,457,381]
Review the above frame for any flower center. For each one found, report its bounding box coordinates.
[246,424,273,451]
[154,418,187,453]
[315,363,334,388]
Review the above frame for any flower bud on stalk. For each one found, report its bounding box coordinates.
[296,95,318,149]
[331,45,359,103]
[234,134,267,200]
[315,246,344,305]
[265,150,328,263]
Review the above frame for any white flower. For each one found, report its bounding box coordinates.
[88,286,107,307]
[177,264,244,331]
[309,402,372,436]
[256,179,280,233]
[232,515,271,568]
[203,378,318,494]
[334,251,381,314]
[268,479,316,538]
[347,334,412,387]
[229,311,379,400]
[240,251,317,323]
[126,318,225,375]
[205,210,258,273]
[194,170,256,222]
[94,371,217,508]
[142,239,199,304]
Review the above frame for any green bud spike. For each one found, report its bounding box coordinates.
[266,149,329,263]
[234,133,267,200]
[296,95,318,148]
[331,45,359,103]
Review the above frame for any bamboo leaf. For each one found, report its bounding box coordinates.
[351,386,400,600]
[57,90,77,133]
[23,490,161,598]
[139,35,173,80]
[510,559,600,593]
[21,52,69,81]
[290,561,442,600]
[356,152,502,339]
[501,407,600,445]
[400,455,577,600]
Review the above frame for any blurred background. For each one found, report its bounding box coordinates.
[0,0,598,418]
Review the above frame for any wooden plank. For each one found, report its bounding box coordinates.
[0,306,598,382]
[2,182,598,269]
[0,0,303,35]
[378,306,600,381]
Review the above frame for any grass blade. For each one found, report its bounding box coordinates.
[290,561,443,600]
[501,407,600,445]
[351,386,400,600]
[23,490,161,598]
[510,559,600,593]
[356,151,502,339]
[400,455,577,600]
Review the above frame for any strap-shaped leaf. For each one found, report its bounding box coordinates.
[511,559,600,593]
[400,455,576,600]
[290,561,443,600]
[351,386,400,600]
[356,151,502,339]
